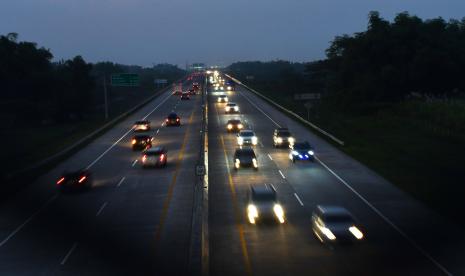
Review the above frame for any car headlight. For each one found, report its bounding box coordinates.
[252,158,258,168]
[234,107,239,111]
[227,124,233,130]
[276,137,283,143]
[349,226,364,240]
[227,86,232,90]
[238,124,243,129]
[320,226,336,240]
[132,139,136,145]
[288,137,295,143]
[225,107,230,111]
[235,158,240,169]
[292,150,299,155]
[273,204,285,223]
[252,136,258,145]
[308,150,314,155]
[238,137,243,145]
[247,204,258,224]
[217,98,221,102]
[225,97,228,102]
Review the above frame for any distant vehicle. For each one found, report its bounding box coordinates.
[237,130,258,146]
[289,141,314,162]
[133,120,151,132]
[233,147,258,170]
[225,80,235,91]
[247,184,285,224]
[217,94,228,103]
[165,112,181,126]
[311,205,364,244]
[181,92,190,100]
[273,128,294,147]
[142,146,167,168]
[192,82,200,92]
[131,134,153,151]
[56,169,92,191]
[226,119,243,133]
[225,102,239,113]
[173,90,183,96]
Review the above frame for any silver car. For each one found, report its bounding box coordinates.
[237,130,258,146]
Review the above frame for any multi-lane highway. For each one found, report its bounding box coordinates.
[0,73,464,275]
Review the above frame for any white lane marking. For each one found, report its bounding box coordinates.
[316,156,452,276]
[132,159,138,167]
[60,242,78,265]
[0,194,58,248]
[259,142,264,148]
[241,85,452,275]
[86,92,172,170]
[116,176,126,188]
[239,91,281,127]
[278,170,286,179]
[267,154,273,160]
[294,193,304,206]
[96,202,108,217]
[156,129,160,134]
[270,184,277,191]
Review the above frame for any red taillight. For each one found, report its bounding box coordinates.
[78,176,87,183]
[159,154,165,161]
[176,118,180,121]
[142,155,147,162]
[165,119,169,122]
[57,177,65,185]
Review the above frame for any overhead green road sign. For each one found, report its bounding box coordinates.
[111,73,139,87]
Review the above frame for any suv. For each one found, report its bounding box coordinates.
[247,184,285,224]
[233,147,258,170]
[273,128,294,147]
[289,141,314,162]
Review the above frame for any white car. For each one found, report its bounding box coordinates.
[237,130,258,146]
[225,102,239,113]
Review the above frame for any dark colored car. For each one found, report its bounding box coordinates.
[225,80,235,91]
[247,184,285,224]
[134,120,151,132]
[131,134,153,151]
[56,169,92,191]
[193,83,200,92]
[273,128,295,147]
[233,147,258,170]
[181,92,190,100]
[165,112,181,126]
[142,146,167,168]
[226,119,243,133]
[289,141,314,162]
[311,205,364,244]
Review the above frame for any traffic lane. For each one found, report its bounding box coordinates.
[209,96,345,276]
[0,85,193,274]
[228,85,452,274]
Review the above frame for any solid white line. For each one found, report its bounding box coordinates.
[132,159,138,167]
[60,242,78,265]
[267,154,273,160]
[96,202,108,217]
[0,194,58,248]
[116,176,126,187]
[315,156,452,276]
[156,129,160,134]
[294,193,304,206]
[86,91,172,170]
[241,85,451,275]
[270,184,277,191]
[278,170,286,179]
[259,142,264,148]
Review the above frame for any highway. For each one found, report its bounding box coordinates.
[0,73,464,275]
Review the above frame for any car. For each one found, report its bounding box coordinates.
[225,102,239,113]
[142,146,167,168]
[133,120,151,132]
[56,169,92,191]
[192,83,200,92]
[233,147,258,170]
[131,134,153,150]
[226,119,243,133]
[165,112,181,126]
[247,184,285,224]
[181,92,190,100]
[273,128,295,147]
[289,141,314,162]
[311,205,364,244]
[217,94,228,103]
[225,80,235,91]
[237,130,258,146]
[173,90,183,96]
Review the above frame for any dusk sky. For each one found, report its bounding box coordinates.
[1,0,464,67]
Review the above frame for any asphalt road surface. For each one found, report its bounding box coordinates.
[0,74,465,276]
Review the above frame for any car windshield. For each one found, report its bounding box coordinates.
[252,192,276,202]
[240,132,254,137]
[323,214,353,224]
[227,103,236,106]
[294,143,311,150]
[278,132,291,137]
[237,150,255,157]
[228,120,240,124]
[135,135,150,140]
[168,113,178,118]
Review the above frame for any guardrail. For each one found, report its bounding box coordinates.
[225,74,345,146]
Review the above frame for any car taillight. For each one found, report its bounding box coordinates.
[142,155,147,162]
[57,177,65,185]
[166,119,169,122]
[176,118,180,121]
[160,154,165,161]
[78,176,87,183]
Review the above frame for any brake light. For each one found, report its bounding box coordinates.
[57,177,65,185]
[176,118,180,121]
[165,119,169,122]
[78,176,87,183]
[160,154,165,161]
[142,155,147,162]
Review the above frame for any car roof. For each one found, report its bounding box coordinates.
[168,112,178,117]
[133,134,151,138]
[293,141,311,148]
[235,147,255,154]
[227,119,241,123]
[239,130,254,134]
[145,146,166,154]
[226,102,236,105]
[250,185,277,200]
[315,205,352,216]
